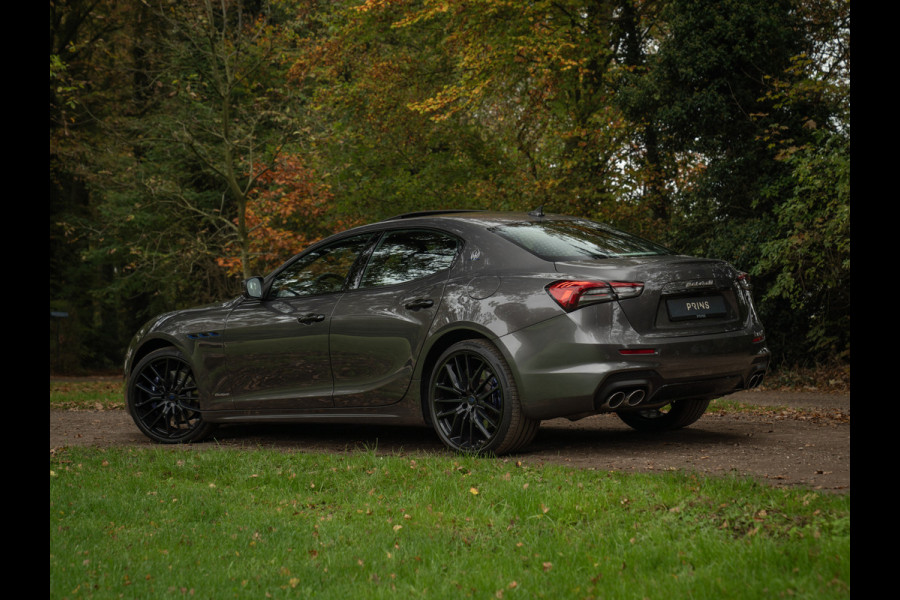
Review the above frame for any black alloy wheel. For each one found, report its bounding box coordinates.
[616,398,711,432]
[127,348,216,443]
[429,340,538,455]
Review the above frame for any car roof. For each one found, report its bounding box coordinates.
[379,210,578,226]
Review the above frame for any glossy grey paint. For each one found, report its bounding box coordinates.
[125,211,769,429]
[329,272,448,407]
[223,294,338,409]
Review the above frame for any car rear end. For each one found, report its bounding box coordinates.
[487,218,770,420]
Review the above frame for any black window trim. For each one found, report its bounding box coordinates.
[262,231,381,300]
[350,226,464,292]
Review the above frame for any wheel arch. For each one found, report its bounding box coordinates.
[415,325,517,426]
[126,336,187,377]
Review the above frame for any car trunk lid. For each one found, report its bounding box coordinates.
[554,256,752,336]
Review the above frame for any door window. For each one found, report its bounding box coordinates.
[269,234,377,298]
[360,230,459,288]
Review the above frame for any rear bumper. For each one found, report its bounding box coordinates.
[498,310,770,420]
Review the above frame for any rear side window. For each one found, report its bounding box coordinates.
[360,230,459,288]
[491,220,672,261]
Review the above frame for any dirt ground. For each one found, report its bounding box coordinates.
[50,389,849,493]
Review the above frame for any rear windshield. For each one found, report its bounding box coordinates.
[490,220,672,261]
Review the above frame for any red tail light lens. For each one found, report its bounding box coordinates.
[736,272,753,291]
[546,280,644,312]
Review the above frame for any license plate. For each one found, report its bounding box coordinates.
[666,295,727,321]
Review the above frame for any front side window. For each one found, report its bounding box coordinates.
[491,220,672,261]
[269,234,377,298]
[360,230,459,288]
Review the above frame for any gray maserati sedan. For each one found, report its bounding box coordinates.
[124,210,769,454]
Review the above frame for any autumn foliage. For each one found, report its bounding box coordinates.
[217,155,365,278]
[50,0,849,372]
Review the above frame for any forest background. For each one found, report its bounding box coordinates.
[49,0,849,377]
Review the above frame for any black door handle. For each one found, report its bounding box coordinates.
[297,313,326,324]
[405,298,434,310]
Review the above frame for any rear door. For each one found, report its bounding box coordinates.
[330,229,460,407]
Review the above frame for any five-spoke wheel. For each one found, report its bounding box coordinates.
[127,348,216,443]
[428,340,538,455]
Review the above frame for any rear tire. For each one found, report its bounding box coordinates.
[428,339,538,455]
[616,399,710,432]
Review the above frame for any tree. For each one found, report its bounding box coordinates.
[131,0,307,280]
[756,130,849,361]
[50,0,332,370]
[751,0,850,363]
[652,0,850,364]
[51,0,144,370]
[50,0,851,371]
[216,155,346,277]
[288,0,520,220]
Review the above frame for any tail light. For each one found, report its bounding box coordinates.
[736,272,753,291]
[546,280,644,312]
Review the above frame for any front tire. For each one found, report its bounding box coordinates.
[428,339,538,455]
[127,348,216,443]
[617,399,710,432]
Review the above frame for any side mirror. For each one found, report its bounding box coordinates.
[242,276,264,299]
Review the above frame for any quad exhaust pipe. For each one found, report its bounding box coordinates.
[597,370,766,413]
[746,372,765,389]
[603,388,647,409]
[606,391,626,408]
[625,389,646,406]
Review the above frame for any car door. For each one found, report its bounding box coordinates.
[222,233,378,410]
[330,229,460,407]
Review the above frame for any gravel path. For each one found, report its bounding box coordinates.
[50,389,850,493]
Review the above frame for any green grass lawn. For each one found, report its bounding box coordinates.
[50,381,850,599]
[50,379,124,410]
[50,447,849,599]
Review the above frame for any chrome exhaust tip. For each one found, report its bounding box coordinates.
[747,373,764,389]
[625,389,646,406]
[606,391,626,409]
